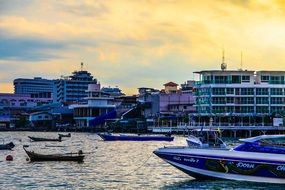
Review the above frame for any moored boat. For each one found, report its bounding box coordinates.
[58,133,71,138]
[154,135,285,184]
[23,146,84,162]
[0,142,15,150]
[28,136,62,142]
[98,133,174,141]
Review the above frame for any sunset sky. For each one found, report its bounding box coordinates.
[1,0,285,94]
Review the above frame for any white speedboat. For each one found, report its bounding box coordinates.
[154,135,285,184]
[186,129,226,148]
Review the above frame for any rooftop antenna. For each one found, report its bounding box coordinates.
[240,51,243,70]
[81,62,84,71]
[221,49,227,71]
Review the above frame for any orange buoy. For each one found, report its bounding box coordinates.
[6,155,13,161]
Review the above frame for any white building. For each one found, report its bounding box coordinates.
[70,84,116,128]
[194,70,285,126]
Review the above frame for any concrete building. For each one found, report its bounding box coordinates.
[138,82,195,120]
[14,77,54,98]
[70,83,116,128]
[54,69,97,103]
[101,86,124,97]
[193,69,285,127]
[0,93,53,128]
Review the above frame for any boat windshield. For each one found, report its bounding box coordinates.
[234,136,285,154]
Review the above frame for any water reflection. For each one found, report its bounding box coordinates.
[0,132,283,189]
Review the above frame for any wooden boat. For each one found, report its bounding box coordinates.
[58,133,71,138]
[97,133,174,141]
[0,142,15,150]
[23,146,84,162]
[28,136,62,142]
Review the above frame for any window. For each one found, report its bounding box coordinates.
[256,97,269,104]
[242,75,250,82]
[261,75,269,82]
[232,75,241,84]
[212,88,225,95]
[256,88,268,95]
[226,88,234,94]
[271,88,283,95]
[241,88,254,95]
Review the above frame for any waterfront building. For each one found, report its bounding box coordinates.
[101,86,124,97]
[70,83,116,128]
[0,93,53,128]
[138,82,195,127]
[0,93,52,108]
[54,68,97,103]
[14,77,54,98]
[29,111,52,128]
[193,69,285,126]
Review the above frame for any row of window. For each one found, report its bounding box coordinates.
[198,106,285,114]
[209,88,285,95]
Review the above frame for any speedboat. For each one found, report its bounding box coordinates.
[186,129,226,148]
[154,135,285,184]
[98,133,174,141]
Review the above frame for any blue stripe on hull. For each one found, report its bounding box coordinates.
[154,151,285,181]
[98,133,174,141]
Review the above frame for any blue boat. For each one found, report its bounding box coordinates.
[98,133,174,142]
[154,135,285,184]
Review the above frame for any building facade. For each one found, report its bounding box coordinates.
[193,70,285,126]
[14,77,54,98]
[54,70,97,103]
[138,82,195,118]
[70,83,116,128]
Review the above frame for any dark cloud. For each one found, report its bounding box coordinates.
[0,0,31,15]
[56,1,109,17]
[0,37,65,61]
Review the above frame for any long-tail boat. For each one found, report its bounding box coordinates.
[23,146,84,162]
[28,136,62,142]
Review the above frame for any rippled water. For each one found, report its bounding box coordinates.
[0,132,284,189]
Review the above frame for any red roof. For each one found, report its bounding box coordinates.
[163,82,178,87]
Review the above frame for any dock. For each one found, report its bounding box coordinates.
[148,125,285,138]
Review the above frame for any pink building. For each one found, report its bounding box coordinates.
[0,93,52,108]
[159,82,195,115]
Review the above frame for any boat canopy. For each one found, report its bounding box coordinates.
[239,134,285,143]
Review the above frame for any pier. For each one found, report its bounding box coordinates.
[149,125,285,138]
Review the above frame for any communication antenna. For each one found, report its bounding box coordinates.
[221,49,227,71]
[240,51,243,70]
[81,62,84,71]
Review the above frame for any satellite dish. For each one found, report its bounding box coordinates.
[221,63,227,71]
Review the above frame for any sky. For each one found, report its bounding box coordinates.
[1,0,285,95]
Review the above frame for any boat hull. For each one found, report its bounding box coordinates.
[98,133,174,141]
[28,136,61,142]
[153,147,285,184]
[24,148,84,162]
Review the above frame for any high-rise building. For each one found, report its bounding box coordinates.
[14,77,54,98]
[54,70,97,103]
[193,69,285,126]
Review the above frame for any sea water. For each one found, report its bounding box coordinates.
[0,132,284,189]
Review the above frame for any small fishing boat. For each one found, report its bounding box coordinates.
[58,133,71,138]
[98,133,174,141]
[23,146,84,162]
[28,136,62,142]
[0,142,15,150]
[154,134,285,184]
